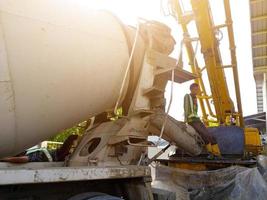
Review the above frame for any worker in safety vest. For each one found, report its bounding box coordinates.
[184,83,221,157]
[0,135,78,163]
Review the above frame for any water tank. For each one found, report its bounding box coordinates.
[0,0,131,157]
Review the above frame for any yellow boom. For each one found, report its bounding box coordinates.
[171,0,244,127]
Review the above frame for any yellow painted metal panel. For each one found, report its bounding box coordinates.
[244,128,263,155]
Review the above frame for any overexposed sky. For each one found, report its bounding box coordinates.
[85,0,257,120]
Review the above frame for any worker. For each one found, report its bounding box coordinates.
[0,135,78,163]
[184,83,221,157]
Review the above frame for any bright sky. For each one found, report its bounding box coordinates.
[86,0,257,120]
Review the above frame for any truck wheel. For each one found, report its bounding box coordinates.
[67,192,122,200]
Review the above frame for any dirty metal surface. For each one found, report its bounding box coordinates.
[157,157,257,165]
[0,161,64,169]
[0,165,151,185]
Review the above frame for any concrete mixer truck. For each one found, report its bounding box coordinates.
[0,0,203,199]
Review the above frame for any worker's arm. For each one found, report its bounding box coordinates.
[0,156,29,163]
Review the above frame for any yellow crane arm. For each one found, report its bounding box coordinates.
[171,0,244,127]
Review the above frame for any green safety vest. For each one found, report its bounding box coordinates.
[184,94,200,123]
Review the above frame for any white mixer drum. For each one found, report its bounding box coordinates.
[0,0,131,157]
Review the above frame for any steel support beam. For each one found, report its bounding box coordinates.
[250,0,264,4]
[251,15,267,22]
[254,66,267,74]
[253,43,267,49]
[253,55,267,60]
[252,30,267,36]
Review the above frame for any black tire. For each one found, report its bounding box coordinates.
[67,192,122,200]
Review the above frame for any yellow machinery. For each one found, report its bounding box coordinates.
[172,0,241,126]
[168,0,262,160]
